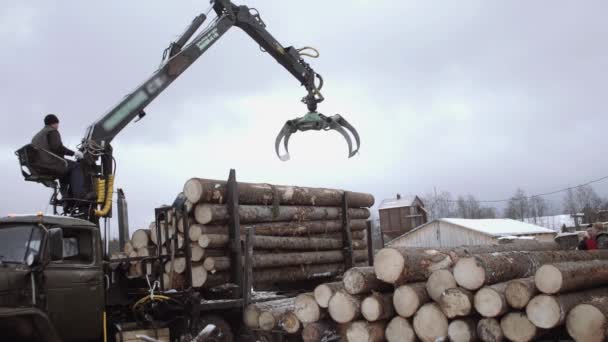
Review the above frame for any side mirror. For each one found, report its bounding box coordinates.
[48,228,63,261]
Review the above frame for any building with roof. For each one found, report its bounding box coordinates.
[378,194,427,240]
[388,218,556,248]
[523,214,579,232]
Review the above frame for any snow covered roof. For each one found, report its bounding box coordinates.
[523,214,579,232]
[441,218,555,237]
[378,195,422,210]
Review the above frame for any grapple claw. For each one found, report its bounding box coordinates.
[330,114,360,157]
[275,123,295,161]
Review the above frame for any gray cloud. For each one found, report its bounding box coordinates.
[1,0,607,229]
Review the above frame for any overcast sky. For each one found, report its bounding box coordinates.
[1,1,607,231]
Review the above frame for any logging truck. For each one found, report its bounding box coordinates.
[6,0,364,341]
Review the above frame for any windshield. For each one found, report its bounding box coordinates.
[0,225,43,263]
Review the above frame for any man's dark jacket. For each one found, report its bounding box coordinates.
[31,125,74,176]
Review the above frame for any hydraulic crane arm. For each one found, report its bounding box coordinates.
[82,0,359,161]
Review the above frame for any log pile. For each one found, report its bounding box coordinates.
[124,177,373,292]
[251,240,608,341]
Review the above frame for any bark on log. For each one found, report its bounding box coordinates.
[204,250,368,271]
[438,287,475,319]
[346,320,386,342]
[314,282,344,308]
[375,242,560,284]
[500,312,544,342]
[535,259,608,294]
[328,290,364,323]
[474,282,509,318]
[164,257,186,274]
[301,321,338,342]
[477,318,504,342]
[197,219,368,236]
[412,303,449,342]
[194,203,370,225]
[131,229,150,249]
[162,272,186,290]
[454,250,608,291]
[150,223,175,245]
[526,288,608,329]
[426,269,457,302]
[385,316,416,342]
[393,282,430,318]
[280,312,301,334]
[343,267,390,295]
[361,292,394,322]
[505,277,537,309]
[294,293,323,324]
[259,306,296,331]
[183,178,375,207]
[566,296,608,342]
[196,233,367,250]
[448,318,478,342]
[243,298,295,329]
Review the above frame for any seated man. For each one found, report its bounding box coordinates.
[31,114,92,199]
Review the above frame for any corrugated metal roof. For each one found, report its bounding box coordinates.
[378,195,421,210]
[441,218,555,236]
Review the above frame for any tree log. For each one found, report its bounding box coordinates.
[426,269,457,302]
[448,318,478,342]
[314,282,344,308]
[438,287,475,319]
[194,203,370,225]
[259,303,296,331]
[123,242,134,255]
[302,321,339,342]
[162,272,186,290]
[454,250,608,290]
[505,277,537,309]
[566,296,608,342]
[412,303,448,342]
[346,320,386,342]
[328,290,364,323]
[474,281,509,318]
[343,267,390,295]
[183,178,374,207]
[526,288,608,329]
[192,264,207,287]
[188,224,203,242]
[375,241,560,284]
[385,316,416,342]
[477,318,503,342]
[393,282,430,318]
[150,223,175,245]
[196,233,367,250]
[500,312,544,342]
[204,250,368,272]
[197,219,368,236]
[243,298,295,329]
[361,292,394,322]
[280,312,301,334]
[190,244,204,262]
[131,229,150,249]
[294,293,323,324]
[164,257,186,274]
[535,259,608,294]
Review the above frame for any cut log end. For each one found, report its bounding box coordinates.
[343,267,373,295]
[505,278,536,309]
[346,321,386,342]
[361,295,388,322]
[314,282,342,308]
[328,291,361,324]
[474,287,504,318]
[385,316,416,342]
[500,312,539,342]
[244,305,261,329]
[426,269,457,302]
[526,294,561,329]
[413,303,448,342]
[393,283,428,318]
[448,319,477,342]
[280,312,301,334]
[183,178,203,204]
[454,257,485,290]
[439,288,474,319]
[194,205,213,225]
[373,248,405,284]
[534,264,562,294]
[258,311,277,331]
[477,318,504,342]
[294,293,321,324]
[566,303,607,342]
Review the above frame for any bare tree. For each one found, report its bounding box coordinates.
[423,190,456,220]
[455,194,495,219]
[505,188,530,221]
[529,196,548,223]
[563,188,578,215]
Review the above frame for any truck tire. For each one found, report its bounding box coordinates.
[191,315,234,342]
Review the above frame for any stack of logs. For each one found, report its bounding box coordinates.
[243,240,608,341]
[122,177,374,290]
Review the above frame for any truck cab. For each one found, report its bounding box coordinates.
[0,215,104,342]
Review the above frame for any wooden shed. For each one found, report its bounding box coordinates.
[378,194,427,240]
[388,218,556,248]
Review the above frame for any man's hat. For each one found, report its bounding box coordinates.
[44,114,59,126]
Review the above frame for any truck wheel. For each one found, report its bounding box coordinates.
[191,315,234,342]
